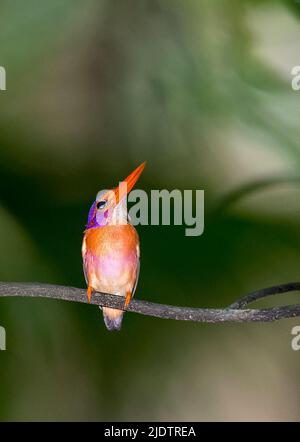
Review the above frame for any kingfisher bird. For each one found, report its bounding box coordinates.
[82,162,145,331]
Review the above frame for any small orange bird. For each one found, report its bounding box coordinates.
[82,162,146,331]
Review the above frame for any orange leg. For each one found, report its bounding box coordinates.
[124,291,132,309]
[87,286,93,303]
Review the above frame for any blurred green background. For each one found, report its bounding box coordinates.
[1,0,300,421]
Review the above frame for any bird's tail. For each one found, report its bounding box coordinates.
[102,307,124,331]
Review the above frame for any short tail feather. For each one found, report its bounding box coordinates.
[102,307,124,331]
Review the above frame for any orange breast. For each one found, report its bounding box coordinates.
[85,224,139,255]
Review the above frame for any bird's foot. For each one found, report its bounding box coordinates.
[124,291,132,309]
[87,286,93,303]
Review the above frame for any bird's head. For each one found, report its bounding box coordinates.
[86,162,146,229]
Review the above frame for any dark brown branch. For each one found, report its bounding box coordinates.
[0,281,300,323]
[229,282,300,309]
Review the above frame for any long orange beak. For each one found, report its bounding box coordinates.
[114,161,146,203]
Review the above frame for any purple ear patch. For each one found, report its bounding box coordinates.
[86,201,99,229]
[86,201,110,229]
[87,201,96,225]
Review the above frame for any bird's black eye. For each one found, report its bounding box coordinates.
[97,200,107,210]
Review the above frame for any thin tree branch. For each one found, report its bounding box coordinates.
[0,281,300,323]
[228,282,300,309]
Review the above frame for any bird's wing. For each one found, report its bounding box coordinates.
[83,259,88,285]
[131,244,140,298]
[82,236,88,285]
